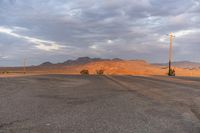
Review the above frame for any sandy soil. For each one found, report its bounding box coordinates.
[1,60,200,77]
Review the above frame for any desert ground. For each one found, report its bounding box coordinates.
[0,75,200,133]
[1,60,200,77]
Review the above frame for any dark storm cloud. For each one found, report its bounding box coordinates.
[0,0,200,66]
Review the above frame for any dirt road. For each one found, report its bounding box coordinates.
[0,75,200,133]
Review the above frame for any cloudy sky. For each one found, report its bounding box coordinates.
[0,0,200,66]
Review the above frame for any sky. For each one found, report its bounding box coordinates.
[0,0,200,66]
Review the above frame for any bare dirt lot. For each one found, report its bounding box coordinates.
[0,75,200,133]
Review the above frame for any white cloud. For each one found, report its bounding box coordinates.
[89,44,98,49]
[107,40,113,44]
[13,26,29,32]
[0,55,10,59]
[159,29,200,43]
[174,29,200,37]
[0,26,65,51]
[159,36,167,43]
[0,27,13,34]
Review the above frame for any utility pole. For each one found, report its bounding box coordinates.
[168,32,175,76]
[23,58,26,74]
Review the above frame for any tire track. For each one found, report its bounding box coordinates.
[132,76,200,89]
[103,75,159,102]
[108,75,200,122]
[0,119,28,129]
[191,98,200,121]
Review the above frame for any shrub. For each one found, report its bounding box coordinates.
[80,69,89,75]
[168,68,175,76]
[2,71,8,74]
[96,69,104,75]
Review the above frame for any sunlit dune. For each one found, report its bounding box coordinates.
[77,60,164,75]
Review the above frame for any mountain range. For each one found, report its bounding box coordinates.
[154,61,200,69]
[39,57,200,69]
[39,57,123,67]
[1,57,200,77]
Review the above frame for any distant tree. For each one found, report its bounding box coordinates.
[80,69,89,75]
[96,69,104,75]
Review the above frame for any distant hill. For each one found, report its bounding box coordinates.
[61,57,105,66]
[154,61,200,69]
[39,57,123,67]
[39,62,53,66]
[39,58,200,70]
[2,57,200,77]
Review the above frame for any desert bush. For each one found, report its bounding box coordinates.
[168,68,175,76]
[80,69,89,75]
[2,71,8,74]
[96,69,104,75]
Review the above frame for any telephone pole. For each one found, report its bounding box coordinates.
[168,32,175,76]
[23,58,26,74]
